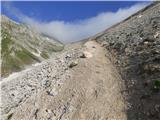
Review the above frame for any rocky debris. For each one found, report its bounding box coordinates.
[94,2,160,120]
[80,51,93,58]
[0,47,83,120]
[1,40,127,120]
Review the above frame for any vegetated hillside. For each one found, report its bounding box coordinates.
[94,2,160,120]
[1,15,64,78]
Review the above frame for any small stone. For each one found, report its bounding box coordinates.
[80,51,92,58]
[7,113,13,120]
[155,104,160,112]
[69,60,78,68]
[124,48,130,53]
[138,15,142,18]
[154,32,159,38]
[144,41,149,45]
[65,54,71,58]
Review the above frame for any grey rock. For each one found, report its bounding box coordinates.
[69,60,78,68]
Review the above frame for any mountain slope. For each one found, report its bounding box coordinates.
[94,2,160,120]
[1,41,127,120]
[1,2,160,120]
[1,15,64,77]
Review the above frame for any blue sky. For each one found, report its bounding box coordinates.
[2,1,145,22]
[1,1,151,43]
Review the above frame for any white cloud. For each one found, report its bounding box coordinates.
[3,2,149,43]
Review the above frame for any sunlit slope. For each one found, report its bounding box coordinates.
[1,15,64,77]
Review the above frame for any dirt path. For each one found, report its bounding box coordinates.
[8,41,127,120]
[63,41,127,120]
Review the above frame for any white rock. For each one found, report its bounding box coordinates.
[81,51,93,58]
[144,41,149,45]
[69,60,78,68]
[154,32,159,38]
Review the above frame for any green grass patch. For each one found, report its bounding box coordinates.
[15,48,40,64]
[1,29,41,77]
[154,80,160,89]
[40,51,49,59]
[1,29,14,57]
[51,44,64,52]
[2,55,23,77]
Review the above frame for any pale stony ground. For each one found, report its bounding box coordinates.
[1,40,127,120]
